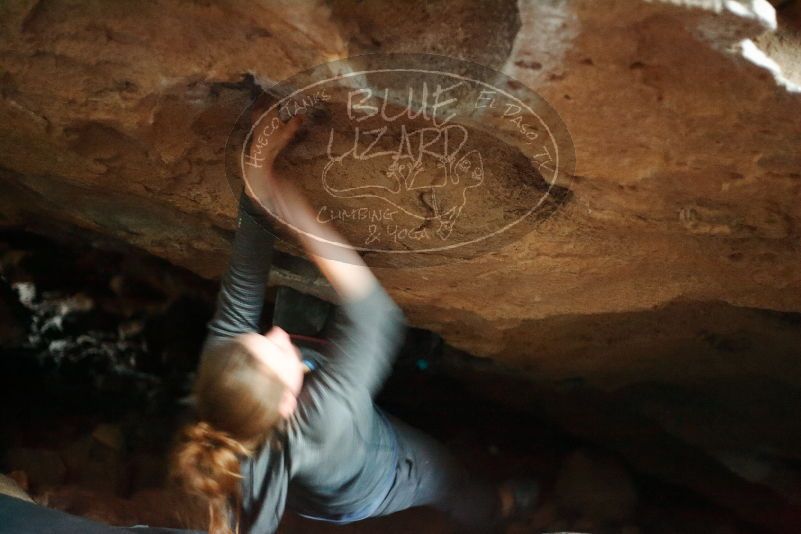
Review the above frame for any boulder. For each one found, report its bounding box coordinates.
[1,1,800,529]
[0,0,798,360]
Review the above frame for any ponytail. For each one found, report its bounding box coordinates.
[172,337,288,532]
[172,422,252,534]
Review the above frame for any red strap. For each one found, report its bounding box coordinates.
[288,333,330,346]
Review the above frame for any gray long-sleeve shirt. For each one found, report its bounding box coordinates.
[203,196,406,533]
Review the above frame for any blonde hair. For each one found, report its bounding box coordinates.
[172,338,287,534]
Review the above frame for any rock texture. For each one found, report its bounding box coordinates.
[1,1,801,528]
[1,0,798,352]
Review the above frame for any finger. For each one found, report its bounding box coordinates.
[286,114,303,135]
[269,115,303,154]
[279,116,302,150]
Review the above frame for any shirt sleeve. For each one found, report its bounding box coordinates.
[286,284,406,488]
[203,194,276,351]
[322,281,407,397]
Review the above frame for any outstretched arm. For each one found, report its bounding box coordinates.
[201,114,297,351]
[204,194,275,350]
[244,115,406,395]
[244,116,378,304]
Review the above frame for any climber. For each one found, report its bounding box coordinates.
[171,111,539,534]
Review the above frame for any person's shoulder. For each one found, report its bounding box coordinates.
[290,373,358,438]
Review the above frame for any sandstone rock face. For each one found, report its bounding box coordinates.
[1,1,800,525]
[1,0,798,355]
